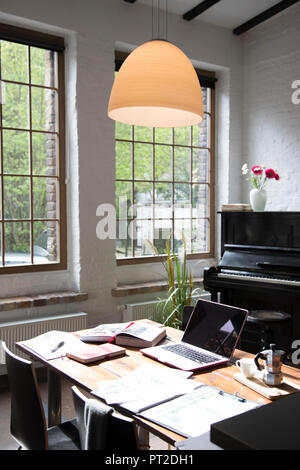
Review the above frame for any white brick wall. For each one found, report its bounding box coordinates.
[241,3,300,210]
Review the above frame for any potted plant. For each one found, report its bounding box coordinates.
[147,235,201,329]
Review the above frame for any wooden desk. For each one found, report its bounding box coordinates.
[16,322,300,447]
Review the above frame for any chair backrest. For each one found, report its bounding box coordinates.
[72,386,138,450]
[182,305,194,331]
[3,343,47,450]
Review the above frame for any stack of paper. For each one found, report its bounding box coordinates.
[92,365,202,413]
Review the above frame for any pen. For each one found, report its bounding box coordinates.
[51,341,65,353]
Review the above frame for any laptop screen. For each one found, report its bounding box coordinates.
[182,299,248,358]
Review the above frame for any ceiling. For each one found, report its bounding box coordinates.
[135,0,287,29]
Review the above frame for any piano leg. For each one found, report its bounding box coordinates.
[207,289,218,303]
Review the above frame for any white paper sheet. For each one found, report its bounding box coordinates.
[21,330,84,360]
[140,386,259,438]
[92,364,197,409]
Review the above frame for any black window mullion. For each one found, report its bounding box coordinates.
[28,46,34,265]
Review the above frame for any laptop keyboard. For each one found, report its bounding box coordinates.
[162,343,219,364]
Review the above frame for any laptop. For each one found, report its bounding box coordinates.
[141,299,248,372]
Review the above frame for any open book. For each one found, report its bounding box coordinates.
[80,321,167,348]
[20,330,125,363]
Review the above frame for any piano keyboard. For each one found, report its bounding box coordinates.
[218,271,300,287]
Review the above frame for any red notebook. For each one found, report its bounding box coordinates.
[66,342,126,364]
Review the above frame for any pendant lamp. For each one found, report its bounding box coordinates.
[107,2,203,128]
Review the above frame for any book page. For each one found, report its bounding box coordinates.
[92,365,197,408]
[21,330,85,360]
[120,323,163,341]
[83,323,129,338]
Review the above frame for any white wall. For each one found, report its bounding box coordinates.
[241,3,300,209]
[0,0,244,326]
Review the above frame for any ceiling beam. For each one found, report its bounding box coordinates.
[233,0,300,35]
[183,0,222,21]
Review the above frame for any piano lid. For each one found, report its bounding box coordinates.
[219,244,300,275]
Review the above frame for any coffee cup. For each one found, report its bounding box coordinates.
[236,358,257,378]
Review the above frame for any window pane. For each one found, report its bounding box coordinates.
[174,146,191,182]
[115,121,131,141]
[174,126,191,146]
[4,221,30,265]
[174,183,191,219]
[2,83,29,129]
[202,87,210,113]
[31,87,57,131]
[174,183,190,205]
[154,127,172,145]
[174,219,191,253]
[1,40,28,83]
[154,219,172,254]
[116,181,132,219]
[155,145,171,181]
[134,219,153,257]
[30,47,57,87]
[116,229,133,259]
[116,141,132,180]
[4,176,30,219]
[134,182,152,220]
[32,132,58,176]
[3,130,29,174]
[192,148,209,183]
[154,182,172,219]
[134,125,152,142]
[134,143,152,180]
[0,224,2,265]
[192,184,208,218]
[192,218,209,253]
[33,220,58,263]
[192,113,210,148]
[33,177,57,219]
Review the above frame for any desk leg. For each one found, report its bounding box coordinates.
[137,426,150,450]
[47,368,62,427]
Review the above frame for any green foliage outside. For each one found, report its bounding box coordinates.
[115,87,209,259]
[0,40,57,259]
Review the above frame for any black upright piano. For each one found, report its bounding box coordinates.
[203,212,300,355]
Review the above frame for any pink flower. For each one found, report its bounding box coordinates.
[251,165,263,175]
[265,168,276,179]
[274,173,280,181]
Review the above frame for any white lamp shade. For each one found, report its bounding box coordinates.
[108,40,203,128]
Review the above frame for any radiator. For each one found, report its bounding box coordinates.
[122,292,210,322]
[0,312,87,364]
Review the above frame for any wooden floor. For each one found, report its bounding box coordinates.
[0,375,168,451]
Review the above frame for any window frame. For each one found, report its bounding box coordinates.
[0,23,67,274]
[114,52,216,266]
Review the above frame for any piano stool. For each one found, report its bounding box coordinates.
[247,310,291,351]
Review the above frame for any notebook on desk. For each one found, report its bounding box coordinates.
[141,299,248,372]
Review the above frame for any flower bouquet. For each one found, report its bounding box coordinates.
[242,164,280,190]
[242,164,280,211]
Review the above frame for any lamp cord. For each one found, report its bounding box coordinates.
[152,0,168,41]
[166,0,168,40]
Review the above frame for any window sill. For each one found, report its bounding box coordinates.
[111,278,203,298]
[0,291,88,312]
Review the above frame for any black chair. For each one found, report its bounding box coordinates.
[3,343,81,450]
[72,386,139,450]
[247,310,291,350]
[181,305,194,331]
